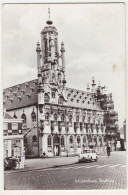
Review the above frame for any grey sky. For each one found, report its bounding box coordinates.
[2,3,125,127]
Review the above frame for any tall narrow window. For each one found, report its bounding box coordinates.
[69,136,73,144]
[31,108,36,122]
[61,136,64,146]
[69,115,72,123]
[47,135,52,146]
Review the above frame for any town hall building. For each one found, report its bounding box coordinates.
[3,10,119,157]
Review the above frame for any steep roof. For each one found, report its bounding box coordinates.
[3,79,102,111]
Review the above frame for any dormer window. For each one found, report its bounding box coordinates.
[5,94,9,98]
[9,98,13,103]
[9,88,12,92]
[13,92,17,96]
[16,85,20,90]
[30,87,34,92]
[88,101,90,104]
[18,96,22,101]
[25,83,28,88]
[26,94,30,99]
[21,89,25,94]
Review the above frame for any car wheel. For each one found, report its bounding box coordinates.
[90,157,92,162]
[95,157,98,162]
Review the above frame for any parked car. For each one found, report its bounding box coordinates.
[78,149,98,162]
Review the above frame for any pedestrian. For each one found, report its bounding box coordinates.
[43,151,46,159]
[106,144,111,157]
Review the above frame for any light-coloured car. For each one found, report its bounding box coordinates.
[78,149,98,162]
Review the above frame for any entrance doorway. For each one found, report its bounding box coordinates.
[53,134,60,156]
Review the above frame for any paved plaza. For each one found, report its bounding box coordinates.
[4,151,127,190]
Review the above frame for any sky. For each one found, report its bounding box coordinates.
[2,3,126,127]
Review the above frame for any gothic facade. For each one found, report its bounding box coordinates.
[3,12,119,157]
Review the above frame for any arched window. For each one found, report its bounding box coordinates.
[21,112,26,123]
[54,113,57,121]
[44,93,50,103]
[69,136,73,144]
[61,114,65,122]
[61,136,64,146]
[69,115,72,123]
[31,108,36,122]
[47,135,51,146]
[45,112,49,121]
[58,96,63,105]
[44,39,48,57]
[77,136,81,144]
[76,115,79,123]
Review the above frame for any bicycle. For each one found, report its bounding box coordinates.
[4,157,20,170]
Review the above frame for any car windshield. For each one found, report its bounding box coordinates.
[82,150,90,154]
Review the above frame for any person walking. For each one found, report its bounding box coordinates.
[106,144,111,157]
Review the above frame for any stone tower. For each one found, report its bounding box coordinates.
[36,9,67,115]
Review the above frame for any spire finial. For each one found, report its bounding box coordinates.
[46,7,53,25]
[48,7,50,19]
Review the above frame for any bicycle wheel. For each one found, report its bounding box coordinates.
[12,160,20,170]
